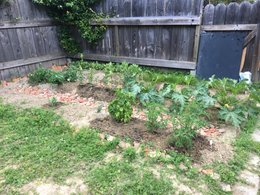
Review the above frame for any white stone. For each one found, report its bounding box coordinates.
[252,130,260,142]
[221,183,231,192]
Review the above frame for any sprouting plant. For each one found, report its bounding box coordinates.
[48,97,58,107]
[88,68,95,84]
[123,147,136,161]
[104,62,114,85]
[145,103,168,133]
[108,90,134,123]
[96,104,103,113]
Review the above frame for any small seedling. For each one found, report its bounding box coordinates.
[48,97,58,107]
[96,104,103,113]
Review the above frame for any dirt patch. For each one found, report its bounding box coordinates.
[21,177,88,195]
[90,117,171,149]
[42,102,64,110]
[56,102,109,128]
[77,84,115,102]
[90,117,212,161]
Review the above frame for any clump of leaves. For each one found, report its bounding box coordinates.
[218,106,245,128]
[63,65,79,82]
[47,71,65,84]
[108,90,134,123]
[57,27,81,55]
[169,117,196,150]
[169,101,206,150]
[28,67,52,85]
[104,62,115,84]
[145,103,168,133]
[48,97,58,107]
[123,147,136,161]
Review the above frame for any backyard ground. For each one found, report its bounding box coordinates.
[0,62,259,194]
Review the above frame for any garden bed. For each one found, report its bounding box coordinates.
[0,61,259,194]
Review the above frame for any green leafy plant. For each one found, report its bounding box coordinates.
[48,97,58,107]
[28,67,52,84]
[145,103,168,133]
[88,68,95,84]
[33,0,106,53]
[123,147,136,161]
[63,65,79,82]
[104,62,115,85]
[47,71,65,84]
[57,27,81,55]
[219,106,245,127]
[108,90,134,123]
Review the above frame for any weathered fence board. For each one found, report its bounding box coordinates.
[76,0,204,69]
[0,0,65,80]
[203,1,260,25]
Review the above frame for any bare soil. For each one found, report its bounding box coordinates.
[90,116,212,161]
[77,84,115,102]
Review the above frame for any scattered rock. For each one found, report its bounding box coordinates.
[252,130,260,142]
[221,183,232,192]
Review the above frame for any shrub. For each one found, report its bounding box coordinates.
[28,67,52,85]
[168,126,196,150]
[47,71,65,84]
[145,103,168,133]
[63,65,79,82]
[108,90,134,123]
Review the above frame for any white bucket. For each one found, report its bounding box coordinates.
[239,72,252,84]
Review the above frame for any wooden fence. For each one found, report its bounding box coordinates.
[74,0,204,70]
[0,0,66,80]
[0,0,260,81]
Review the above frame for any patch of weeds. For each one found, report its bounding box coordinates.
[123,147,136,161]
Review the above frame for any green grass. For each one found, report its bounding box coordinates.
[0,102,175,194]
[87,161,175,194]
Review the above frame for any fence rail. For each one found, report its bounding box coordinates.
[0,0,260,80]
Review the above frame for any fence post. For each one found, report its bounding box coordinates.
[251,23,260,82]
[193,0,204,64]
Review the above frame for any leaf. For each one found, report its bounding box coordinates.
[139,89,164,105]
[219,107,245,127]
[171,92,187,108]
[198,95,216,108]
[159,84,172,97]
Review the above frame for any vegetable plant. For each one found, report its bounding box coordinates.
[145,103,168,133]
[28,67,52,85]
[108,90,134,123]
